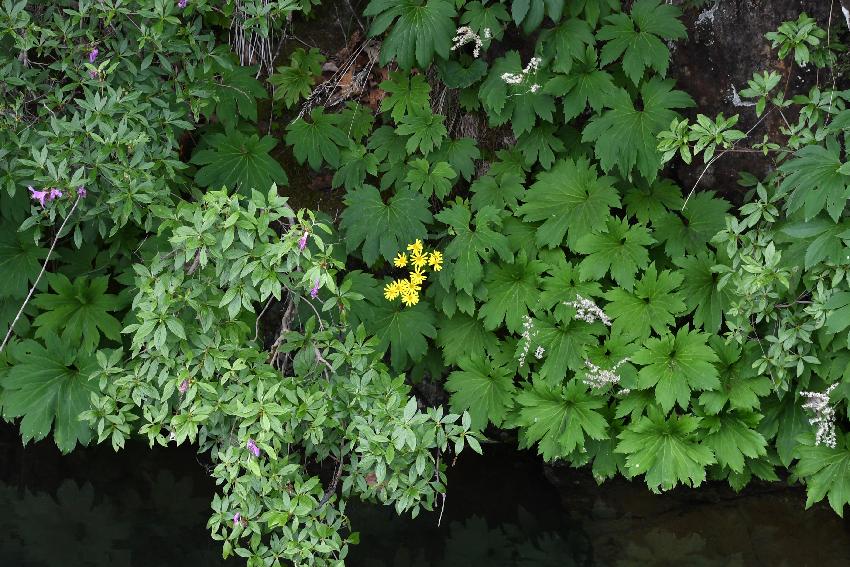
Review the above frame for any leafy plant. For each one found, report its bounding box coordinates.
[192,131,289,191]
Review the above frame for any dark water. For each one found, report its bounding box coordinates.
[2,424,849,567]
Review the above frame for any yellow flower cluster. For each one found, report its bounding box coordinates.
[384,240,443,307]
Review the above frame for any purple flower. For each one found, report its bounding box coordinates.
[178,0,188,7]
[233,512,241,525]
[298,231,309,250]
[48,188,63,201]
[28,186,48,207]
[246,438,260,457]
[77,186,87,198]
[89,48,98,64]
[178,379,189,394]
[88,70,98,79]
[310,279,320,299]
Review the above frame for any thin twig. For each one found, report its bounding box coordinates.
[1,196,81,353]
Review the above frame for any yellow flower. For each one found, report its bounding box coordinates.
[428,251,443,271]
[411,251,428,270]
[383,280,401,301]
[393,252,408,268]
[401,289,419,307]
[409,268,427,286]
[407,239,424,257]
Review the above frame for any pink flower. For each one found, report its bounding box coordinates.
[310,279,320,299]
[246,438,260,457]
[88,70,98,79]
[48,188,63,201]
[298,231,309,250]
[233,512,241,525]
[178,379,189,394]
[28,186,48,207]
[178,0,188,7]
[77,186,87,198]
[89,48,98,64]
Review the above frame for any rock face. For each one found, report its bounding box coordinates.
[667,0,841,200]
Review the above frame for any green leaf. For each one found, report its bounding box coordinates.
[445,355,516,429]
[515,380,609,461]
[698,338,771,414]
[0,229,47,298]
[582,78,694,182]
[470,172,525,212]
[673,252,727,332]
[32,274,123,353]
[479,251,544,333]
[269,48,325,109]
[368,300,437,370]
[332,143,380,190]
[479,52,555,136]
[0,335,97,453]
[538,253,603,318]
[192,131,288,191]
[515,124,566,170]
[622,178,684,225]
[572,216,655,291]
[702,413,767,473]
[341,185,433,266]
[379,71,431,122]
[653,191,729,257]
[616,407,715,491]
[437,313,499,365]
[539,18,595,75]
[780,137,850,221]
[597,0,686,85]
[365,0,457,69]
[603,263,685,341]
[211,63,267,129]
[518,157,620,248]
[395,110,447,156]
[544,47,615,122]
[795,433,850,516]
[435,204,512,294]
[405,159,455,199]
[632,326,720,413]
[430,137,481,182]
[533,312,605,379]
[285,107,349,170]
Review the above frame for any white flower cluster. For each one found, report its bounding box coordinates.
[564,295,612,326]
[534,345,545,360]
[583,358,629,389]
[500,56,541,93]
[801,383,839,448]
[451,26,484,58]
[518,315,538,367]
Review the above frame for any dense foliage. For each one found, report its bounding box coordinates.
[1,0,849,564]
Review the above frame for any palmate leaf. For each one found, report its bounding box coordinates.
[435,204,512,295]
[532,312,605,379]
[395,110,447,156]
[436,312,499,365]
[539,253,603,319]
[622,178,684,225]
[544,47,615,122]
[0,229,47,298]
[515,379,609,461]
[192,131,288,191]
[340,185,432,266]
[698,338,771,415]
[654,191,729,257]
[32,274,124,354]
[673,252,728,332]
[404,159,455,199]
[374,302,437,370]
[479,251,545,333]
[779,137,850,221]
[515,124,565,170]
[632,326,720,413]
[510,0,565,33]
[572,216,655,291]
[269,47,325,109]
[701,412,767,473]
[479,52,556,137]
[517,157,620,248]
[364,0,457,70]
[470,172,525,212]
[379,71,431,122]
[0,334,97,453]
[285,107,349,170]
[616,407,716,491]
[445,355,516,429]
[597,0,686,85]
[603,263,685,341]
[211,63,267,130]
[332,143,380,190]
[539,17,595,75]
[582,78,694,182]
[795,433,850,516]
[430,137,481,182]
